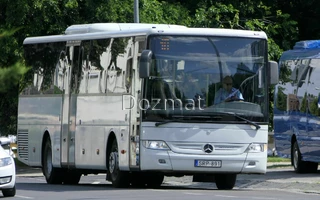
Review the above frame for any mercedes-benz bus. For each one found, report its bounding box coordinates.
[17,23,278,189]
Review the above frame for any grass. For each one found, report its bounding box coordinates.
[267,156,290,163]
[267,156,292,169]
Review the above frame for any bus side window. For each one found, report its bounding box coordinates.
[307,60,320,116]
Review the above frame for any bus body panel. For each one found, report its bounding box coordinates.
[17,96,62,167]
[74,95,131,170]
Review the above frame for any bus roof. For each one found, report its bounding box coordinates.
[280,40,320,60]
[23,23,268,45]
[64,23,187,34]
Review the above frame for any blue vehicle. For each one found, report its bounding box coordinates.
[274,40,320,173]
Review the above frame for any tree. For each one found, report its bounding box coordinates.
[0,29,29,135]
[277,0,320,42]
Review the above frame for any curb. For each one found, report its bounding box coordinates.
[267,162,291,169]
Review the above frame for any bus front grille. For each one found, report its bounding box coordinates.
[169,142,247,155]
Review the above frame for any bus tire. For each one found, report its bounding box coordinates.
[215,174,237,190]
[43,138,63,184]
[107,140,129,188]
[292,141,308,173]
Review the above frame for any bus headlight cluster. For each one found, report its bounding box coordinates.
[247,143,267,153]
[142,140,170,150]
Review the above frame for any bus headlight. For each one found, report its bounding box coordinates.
[142,140,170,150]
[247,143,267,153]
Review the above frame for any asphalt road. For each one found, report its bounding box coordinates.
[10,164,320,200]
[10,174,320,200]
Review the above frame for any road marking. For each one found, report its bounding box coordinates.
[16,195,34,199]
[215,195,277,200]
[184,192,203,195]
[215,195,237,198]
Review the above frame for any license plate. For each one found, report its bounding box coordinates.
[194,160,222,168]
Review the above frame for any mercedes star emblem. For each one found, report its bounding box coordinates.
[203,144,214,153]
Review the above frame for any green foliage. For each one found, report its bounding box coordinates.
[309,97,320,116]
[192,1,298,61]
[267,156,290,163]
[0,28,29,136]
[0,62,29,93]
[276,86,287,111]
[194,3,239,28]
[140,0,192,25]
[300,93,307,113]
[94,0,134,22]
[0,28,21,38]
[277,0,320,42]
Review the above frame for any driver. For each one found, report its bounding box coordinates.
[214,75,244,104]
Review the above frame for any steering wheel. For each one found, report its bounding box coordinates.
[225,97,243,102]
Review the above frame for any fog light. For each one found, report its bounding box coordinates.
[0,176,11,185]
[248,161,256,166]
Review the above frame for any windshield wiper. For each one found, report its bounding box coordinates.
[222,112,261,130]
[155,116,222,127]
[154,113,260,130]
[155,119,184,127]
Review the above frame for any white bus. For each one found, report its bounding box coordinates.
[17,23,278,189]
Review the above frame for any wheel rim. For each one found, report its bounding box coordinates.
[293,145,299,169]
[109,152,118,174]
[46,147,53,176]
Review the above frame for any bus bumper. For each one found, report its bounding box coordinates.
[140,149,267,174]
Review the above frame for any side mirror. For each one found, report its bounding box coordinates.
[269,61,279,85]
[139,50,152,78]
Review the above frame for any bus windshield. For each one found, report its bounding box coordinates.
[142,36,268,123]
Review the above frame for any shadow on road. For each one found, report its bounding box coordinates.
[16,165,320,193]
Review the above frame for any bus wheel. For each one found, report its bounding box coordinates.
[292,141,308,173]
[43,138,63,184]
[107,140,129,188]
[215,174,237,190]
[292,141,318,173]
